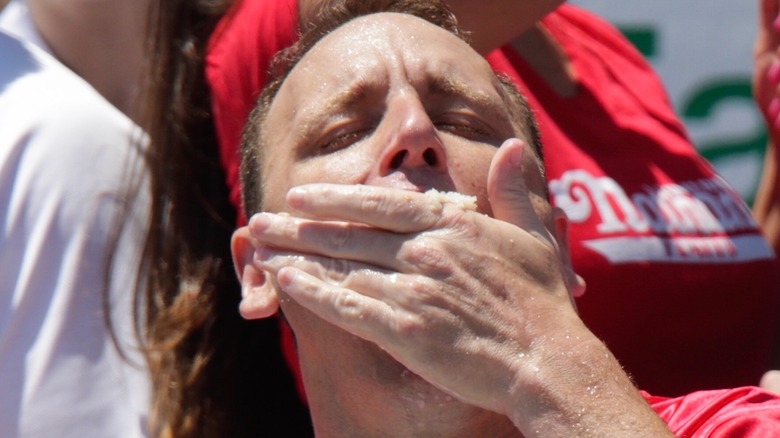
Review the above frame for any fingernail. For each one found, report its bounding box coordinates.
[249,212,273,232]
[769,98,780,121]
[287,187,308,210]
[509,139,525,166]
[255,246,273,262]
[769,60,780,84]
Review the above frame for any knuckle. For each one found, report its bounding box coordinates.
[323,224,357,252]
[323,258,351,285]
[359,191,387,213]
[400,239,453,277]
[397,275,448,309]
[333,290,362,317]
[393,311,428,338]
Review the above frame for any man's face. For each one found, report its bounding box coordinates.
[252,11,554,426]
[260,13,549,216]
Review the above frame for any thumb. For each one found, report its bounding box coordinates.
[487,138,550,242]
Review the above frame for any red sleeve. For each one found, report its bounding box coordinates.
[487,4,780,397]
[204,0,307,405]
[205,0,299,224]
[644,387,780,436]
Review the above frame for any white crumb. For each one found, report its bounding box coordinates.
[424,188,477,211]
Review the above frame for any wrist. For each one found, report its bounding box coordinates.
[505,318,672,437]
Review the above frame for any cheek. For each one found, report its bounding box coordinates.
[448,151,492,207]
[260,164,292,212]
[293,148,375,188]
[317,151,374,184]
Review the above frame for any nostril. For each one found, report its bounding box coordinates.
[390,150,407,169]
[423,148,438,166]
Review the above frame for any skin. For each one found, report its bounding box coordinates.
[232,13,672,437]
[26,0,150,119]
[754,0,780,392]
[297,0,565,55]
[754,0,780,255]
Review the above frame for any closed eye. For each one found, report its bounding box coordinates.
[317,126,373,155]
[435,117,494,142]
[438,123,489,137]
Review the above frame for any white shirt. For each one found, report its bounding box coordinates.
[0,1,151,436]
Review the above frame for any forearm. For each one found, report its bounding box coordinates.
[445,0,564,54]
[299,0,565,56]
[753,144,780,254]
[507,316,674,437]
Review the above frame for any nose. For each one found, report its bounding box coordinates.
[377,94,447,175]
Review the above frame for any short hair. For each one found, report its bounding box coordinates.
[240,0,542,216]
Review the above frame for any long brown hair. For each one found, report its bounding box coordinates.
[137,0,311,435]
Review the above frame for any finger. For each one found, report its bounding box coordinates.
[262,245,462,321]
[276,266,401,345]
[248,212,408,270]
[253,244,397,300]
[486,138,551,242]
[276,266,461,367]
[249,212,467,277]
[760,370,780,395]
[285,184,457,233]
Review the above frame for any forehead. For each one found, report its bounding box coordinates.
[302,12,474,67]
[267,12,504,124]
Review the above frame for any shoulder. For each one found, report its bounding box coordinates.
[0,31,144,209]
[0,31,133,136]
[0,31,138,162]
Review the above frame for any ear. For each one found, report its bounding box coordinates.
[551,207,586,299]
[231,226,280,319]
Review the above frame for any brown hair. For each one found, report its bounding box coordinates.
[240,0,542,216]
[137,0,311,436]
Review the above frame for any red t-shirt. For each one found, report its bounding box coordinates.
[206,0,780,399]
[206,0,299,224]
[646,387,780,436]
[487,5,780,396]
[206,0,305,399]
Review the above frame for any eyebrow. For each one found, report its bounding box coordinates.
[294,73,511,146]
[295,80,374,144]
[425,75,511,128]
[323,82,373,114]
[426,76,491,107]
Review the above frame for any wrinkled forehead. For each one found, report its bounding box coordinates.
[268,12,506,132]
[296,13,499,96]
[298,12,473,67]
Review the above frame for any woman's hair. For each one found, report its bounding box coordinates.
[137,0,311,436]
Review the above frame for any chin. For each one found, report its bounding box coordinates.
[363,344,467,410]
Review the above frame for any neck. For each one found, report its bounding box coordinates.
[510,23,577,97]
[299,342,522,437]
[27,0,151,119]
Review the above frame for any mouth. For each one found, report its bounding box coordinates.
[365,169,457,194]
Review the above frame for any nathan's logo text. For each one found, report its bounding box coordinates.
[549,170,773,263]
